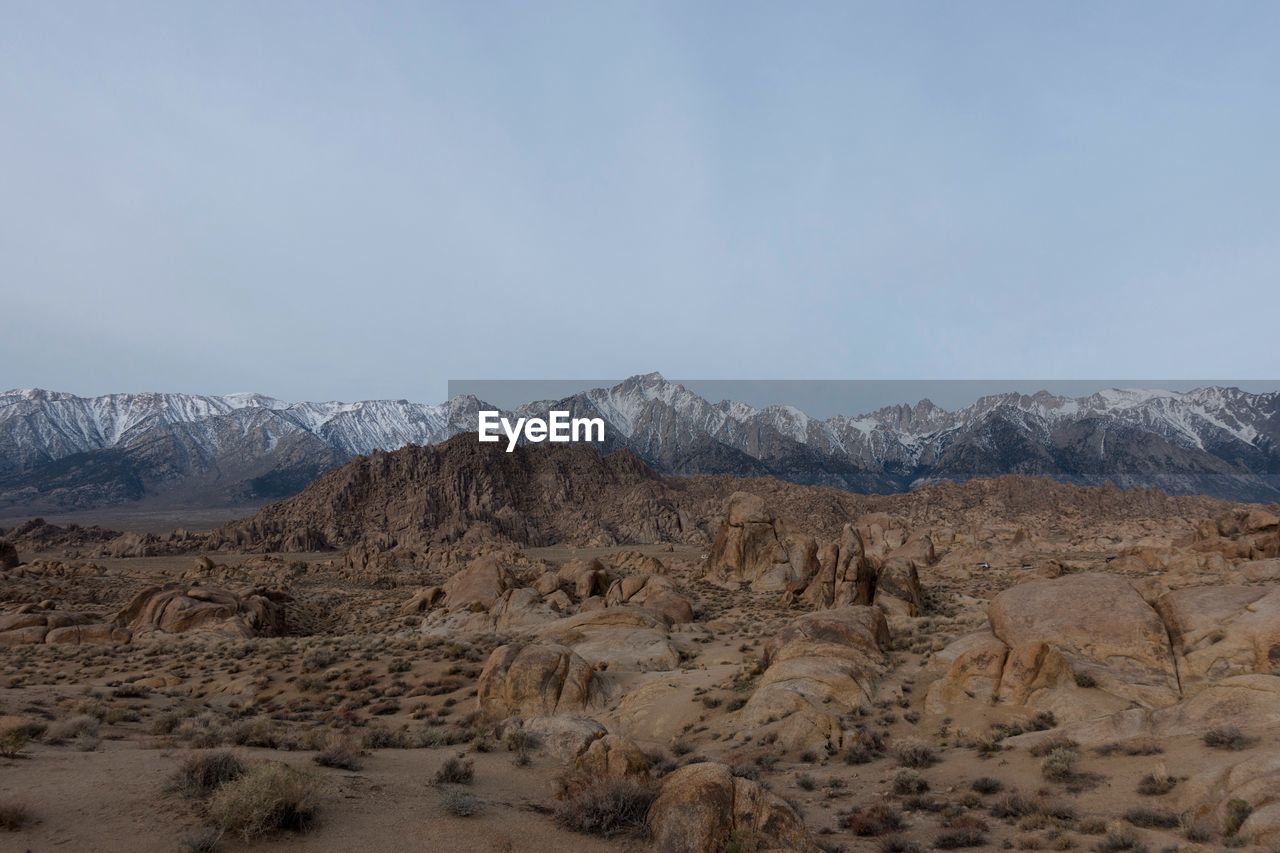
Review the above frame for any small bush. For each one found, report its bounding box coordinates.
[1135,773,1176,796]
[44,714,99,744]
[934,828,988,849]
[1092,829,1149,852]
[1223,798,1252,836]
[893,739,938,768]
[892,769,928,796]
[433,755,474,785]
[167,751,247,799]
[208,763,320,841]
[1203,727,1257,751]
[314,740,362,771]
[844,729,886,764]
[1124,806,1179,828]
[1028,711,1057,731]
[990,792,1038,819]
[438,787,480,817]
[971,777,1003,795]
[1040,748,1077,783]
[554,777,658,838]
[0,726,28,759]
[842,803,905,836]
[0,801,33,831]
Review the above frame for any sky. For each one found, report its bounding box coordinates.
[2,1,1279,404]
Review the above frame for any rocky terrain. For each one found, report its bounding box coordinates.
[1,438,1279,852]
[4,375,1278,513]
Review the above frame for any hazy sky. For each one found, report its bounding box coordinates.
[3,1,1278,403]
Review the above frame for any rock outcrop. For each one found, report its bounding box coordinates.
[0,607,130,645]
[114,584,289,639]
[646,762,821,853]
[704,492,818,592]
[476,643,599,719]
[734,607,889,752]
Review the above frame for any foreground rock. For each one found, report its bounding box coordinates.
[476,642,601,718]
[114,584,289,639]
[928,572,1181,722]
[734,606,889,752]
[1181,751,1280,845]
[647,762,821,853]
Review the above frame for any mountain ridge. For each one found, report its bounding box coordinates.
[3,375,1278,512]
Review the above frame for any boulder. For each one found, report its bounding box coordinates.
[476,643,598,719]
[1156,585,1280,690]
[114,584,288,639]
[537,607,680,671]
[705,493,817,592]
[989,572,1180,713]
[398,586,443,616]
[735,607,889,752]
[521,715,606,761]
[573,734,650,780]
[1181,752,1280,845]
[647,762,820,853]
[441,555,511,611]
[797,525,873,609]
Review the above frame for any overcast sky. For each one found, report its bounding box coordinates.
[3,1,1278,404]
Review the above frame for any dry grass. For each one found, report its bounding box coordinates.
[0,801,34,831]
[208,762,320,841]
[554,777,658,838]
[167,751,247,799]
[433,755,474,785]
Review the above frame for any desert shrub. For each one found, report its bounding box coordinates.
[879,840,925,853]
[0,801,33,831]
[893,739,938,768]
[795,773,816,791]
[229,717,280,749]
[0,726,28,758]
[167,750,247,798]
[1223,798,1252,836]
[892,769,928,796]
[313,740,362,771]
[1028,711,1057,731]
[438,787,480,817]
[844,728,886,764]
[1040,748,1078,783]
[208,763,319,840]
[1074,671,1099,688]
[362,725,409,749]
[971,777,1003,795]
[44,714,99,744]
[1135,773,1176,796]
[934,828,987,849]
[841,803,905,836]
[554,777,658,837]
[433,755,474,785]
[1124,806,1179,828]
[1092,829,1149,852]
[990,792,1038,819]
[1203,727,1257,751]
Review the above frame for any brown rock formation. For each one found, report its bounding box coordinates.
[646,762,821,853]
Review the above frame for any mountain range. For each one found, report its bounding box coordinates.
[2,374,1278,513]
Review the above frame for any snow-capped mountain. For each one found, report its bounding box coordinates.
[2,375,1277,513]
